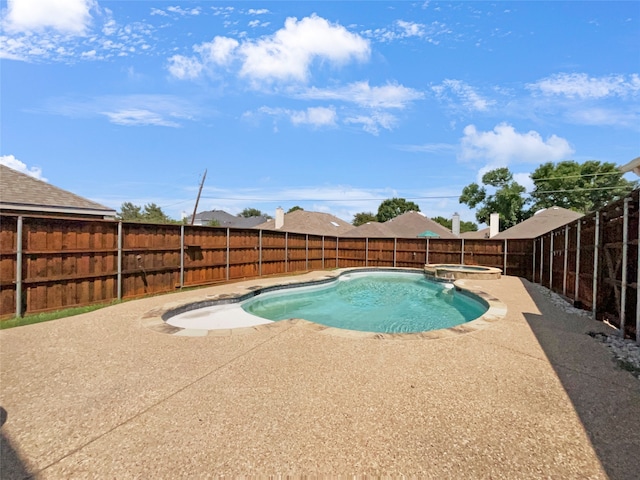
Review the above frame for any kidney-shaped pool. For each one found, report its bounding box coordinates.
[164,269,490,334]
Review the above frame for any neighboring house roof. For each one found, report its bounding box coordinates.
[0,164,116,218]
[189,209,269,228]
[619,156,640,176]
[343,211,457,239]
[493,206,583,239]
[254,210,353,236]
[460,227,491,239]
[341,221,394,238]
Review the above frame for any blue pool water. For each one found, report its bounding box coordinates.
[242,271,487,333]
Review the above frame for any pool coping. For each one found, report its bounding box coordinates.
[140,267,507,340]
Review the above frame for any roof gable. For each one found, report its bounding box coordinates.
[494,207,583,239]
[383,211,457,239]
[0,164,116,217]
[254,210,353,236]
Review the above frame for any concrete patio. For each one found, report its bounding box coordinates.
[1,273,639,479]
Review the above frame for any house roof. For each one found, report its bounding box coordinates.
[254,210,354,236]
[460,227,491,239]
[619,156,640,176]
[493,207,583,239]
[190,209,269,228]
[343,211,457,238]
[341,221,394,237]
[0,164,116,218]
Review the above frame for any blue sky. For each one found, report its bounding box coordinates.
[2,0,639,225]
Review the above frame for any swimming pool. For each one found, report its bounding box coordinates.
[241,270,487,333]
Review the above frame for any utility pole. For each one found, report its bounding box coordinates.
[190,169,207,225]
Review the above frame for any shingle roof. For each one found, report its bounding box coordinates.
[493,207,583,239]
[344,211,457,238]
[190,210,269,228]
[341,221,394,237]
[254,210,353,236]
[460,227,491,239]
[0,164,116,217]
[619,156,640,176]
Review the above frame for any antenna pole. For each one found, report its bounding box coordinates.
[190,169,207,225]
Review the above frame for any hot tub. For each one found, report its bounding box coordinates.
[424,264,501,280]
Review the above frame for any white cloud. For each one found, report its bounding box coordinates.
[166,6,202,16]
[101,109,181,127]
[239,14,370,83]
[0,154,47,180]
[258,106,337,128]
[167,54,203,80]
[344,111,397,135]
[247,9,270,15]
[432,80,494,112]
[43,94,198,127]
[528,73,640,99]
[195,36,239,66]
[396,20,425,38]
[291,107,337,126]
[362,19,450,44]
[167,14,370,87]
[459,123,574,170]
[300,81,424,109]
[4,0,95,35]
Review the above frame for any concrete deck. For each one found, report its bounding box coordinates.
[1,273,639,479]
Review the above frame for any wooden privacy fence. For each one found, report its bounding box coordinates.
[532,188,639,340]
[2,188,637,342]
[0,214,532,319]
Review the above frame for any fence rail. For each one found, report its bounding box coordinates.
[1,189,637,341]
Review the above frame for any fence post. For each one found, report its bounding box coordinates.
[549,233,554,290]
[620,198,629,336]
[226,228,230,281]
[532,239,536,282]
[336,237,339,268]
[637,194,640,345]
[15,216,23,318]
[322,236,325,270]
[575,220,581,304]
[539,237,544,285]
[285,232,288,273]
[393,238,397,267]
[503,239,507,275]
[592,213,600,319]
[365,238,369,267]
[259,230,263,276]
[426,238,430,265]
[563,225,569,296]
[117,221,123,300]
[179,224,184,289]
[461,239,465,265]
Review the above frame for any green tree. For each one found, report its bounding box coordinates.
[431,216,478,233]
[287,206,303,213]
[117,202,143,221]
[352,212,377,226]
[238,208,266,218]
[143,203,174,223]
[376,198,420,222]
[530,160,637,214]
[206,219,220,227]
[459,168,530,230]
[117,202,177,223]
